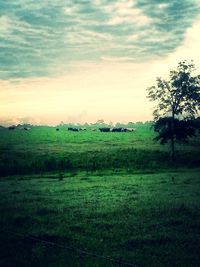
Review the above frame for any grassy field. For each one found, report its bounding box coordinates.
[0,126,199,176]
[0,170,200,267]
[0,126,200,266]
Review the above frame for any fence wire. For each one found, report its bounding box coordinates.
[1,228,138,267]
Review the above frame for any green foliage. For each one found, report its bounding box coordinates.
[154,117,197,144]
[147,60,200,161]
[147,60,200,120]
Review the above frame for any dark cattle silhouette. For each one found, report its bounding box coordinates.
[111,128,123,132]
[79,128,86,131]
[99,127,110,132]
[56,128,59,131]
[8,126,15,130]
[68,127,79,132]
[101,127,136,132]
[24,127,31,131]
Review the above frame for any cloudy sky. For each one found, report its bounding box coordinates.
[0,0,200,125]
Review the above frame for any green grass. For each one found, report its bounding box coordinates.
[0,126,199,176]
[0,170,200,266]
[0,126,200,266]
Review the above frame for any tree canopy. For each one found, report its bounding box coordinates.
[147,60,200,161]
[148,60,200,120]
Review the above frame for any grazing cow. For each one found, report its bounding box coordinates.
[99,127,110,132]
[79,128,86,131]
[8,126,15,130]
[24,127,31,131]
[56,128,59,131]
[68,127,79,132]
[111,128,123,132]
[125,128,136,132]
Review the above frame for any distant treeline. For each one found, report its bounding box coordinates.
[0,120,153,129]
[58,118,200,131]
[1,118,200,131]
[58,120,153,129]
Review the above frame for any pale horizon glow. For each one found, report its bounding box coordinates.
[0,1,200,126]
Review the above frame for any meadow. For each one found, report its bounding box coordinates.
[0,125,200,266]
[0,125,199,176]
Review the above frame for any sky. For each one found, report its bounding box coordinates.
[0,0,200,126]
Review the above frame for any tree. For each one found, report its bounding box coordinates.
[147,60,200,162]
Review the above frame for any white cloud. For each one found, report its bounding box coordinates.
[93,0,102,6]
[103,4,115,13]
[127,33,139,42]
[65,30,113,45]
[101,56,134,62]
[163,17,200,70]
[107,13,151,26]
[106,1,151,26]
[104,0,134,13]
[158,3,169,9]
[64,6,77,15]
[1,1,200,124]
[1,0,198,81]
[0,15,52,39]
[0,16,13,37]
[115,0,134,11]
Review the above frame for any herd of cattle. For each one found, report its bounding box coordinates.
[67,127,136,132]
[8,126,31,131]
[6,126,136,132]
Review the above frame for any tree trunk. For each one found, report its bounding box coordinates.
[170,111,175,163]
[170,133,175,162]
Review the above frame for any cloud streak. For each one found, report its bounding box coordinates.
[0,0,200,79]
